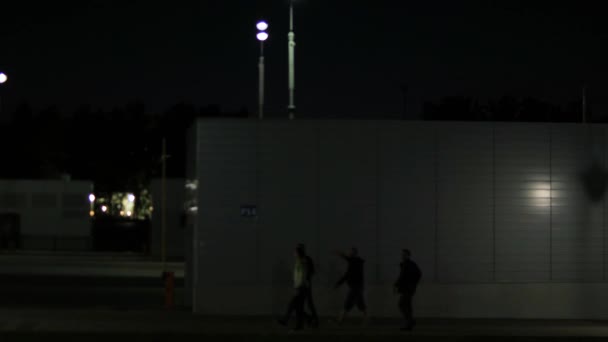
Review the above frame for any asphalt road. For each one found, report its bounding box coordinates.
[0,253,186,310]
[2,311,608,341]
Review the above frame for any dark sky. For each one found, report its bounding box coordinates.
[1,1,607,118]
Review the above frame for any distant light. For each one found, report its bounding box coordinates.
[101,206,108,213]
[0,73,6,84]
[256,21,268,31]
[257,32,269,41]
[89,210,95,217]
[120,211,125,216]
[89,194,96,203]
[185,181,198,190]
[128,194,135,202]
[150,206,154,212]
[126,211,132,217]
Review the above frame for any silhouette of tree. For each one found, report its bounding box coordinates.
[423,96,485,121]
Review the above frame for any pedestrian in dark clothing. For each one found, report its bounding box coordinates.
[278,245,310,332]
[335,247,368,325]
[298,243,319,328]
[394,249,422,331]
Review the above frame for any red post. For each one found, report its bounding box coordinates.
[163,271,175,309]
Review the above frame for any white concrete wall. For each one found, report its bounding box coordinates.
[190,120,608,319]
[0,180,92,237]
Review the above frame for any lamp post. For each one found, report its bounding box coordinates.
[0,72,7,116]
[288,1,296,120]
[256,22,269,120]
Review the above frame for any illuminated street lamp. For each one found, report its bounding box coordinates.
[256,21,269,120]
[89,194,95,217]
[256,21,268,31]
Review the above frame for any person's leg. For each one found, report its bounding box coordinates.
[306,286,319,326]
[278,290,298,326]
[405,294,414,328]
[399,293,414,330]
[398,294,408,327]
[356,289,369,325]
[294,288,306,330]
[338,289,355,324]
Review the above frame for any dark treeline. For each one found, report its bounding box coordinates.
[422,96,597,122]
[0,95,598,192]
[0,102,247,192]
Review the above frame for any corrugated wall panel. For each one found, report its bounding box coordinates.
[495,124,551,282]
[197,122,258,286]
[551,125,604,281]
[192,121,608,316]
[319,122,379,287]
[436,124,494,282]
[379,123,436,284]
[258,123,318,295]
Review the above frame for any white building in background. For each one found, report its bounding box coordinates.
[0,180,93,251]
[187,120,608,319]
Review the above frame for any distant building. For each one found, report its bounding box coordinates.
[0,179,93,251]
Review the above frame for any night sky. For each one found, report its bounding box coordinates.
[1,1,606,119]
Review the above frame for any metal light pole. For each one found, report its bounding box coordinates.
[256,22,269,120]
[582,85,587,123]
[0,72,7,117]
[161,138,168,270]
[288,1,296,120]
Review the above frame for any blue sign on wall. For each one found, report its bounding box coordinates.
[240,205,258,218]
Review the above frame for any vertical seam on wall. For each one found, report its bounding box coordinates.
[601,128,606,281]
[434,124,440,282]
[376,123,381,284]
[549,124,553,281]
[316,123,321,279]
[192,123,200,313]
[492,123,497,282]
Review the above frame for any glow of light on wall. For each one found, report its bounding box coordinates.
[529,182,551,207]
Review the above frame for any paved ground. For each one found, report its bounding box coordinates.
[2,253,608,340]
[0,252,187,309]
[0,252,184,277]
[3,309,608,341]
